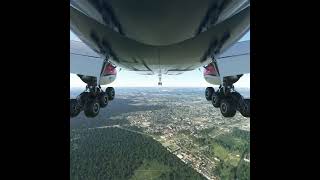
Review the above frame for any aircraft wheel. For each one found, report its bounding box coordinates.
[79,92,89,105]
[231,92,242,102]
[84,98,100,117]
[212,91,221,108]
[106,87,115,101]
[70,99,80,118]
[220,98,236,117]
[239,99,250,117]
[98,92,108,108]
[205,87,214,101]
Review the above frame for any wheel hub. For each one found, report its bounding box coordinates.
[213,96,217,103]
[243,104,248,111]
[93,103,99,113]
[221,103,227,113]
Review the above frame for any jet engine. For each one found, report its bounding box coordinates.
[203,63,221,85]
[99,63,117,85]
[78,63,117,86]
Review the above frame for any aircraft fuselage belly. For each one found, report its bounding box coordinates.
[70,0,250,75]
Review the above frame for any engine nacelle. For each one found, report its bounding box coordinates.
[203,63,221,85]
[77,63,117,86]
[99,63,117,85]
[204,63,243,86]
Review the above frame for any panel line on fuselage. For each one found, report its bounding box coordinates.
[70,52,101,59]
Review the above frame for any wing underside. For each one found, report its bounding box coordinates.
[70,2,249,75]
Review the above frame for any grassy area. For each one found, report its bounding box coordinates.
[198,127,218,136]
[130,160,171,180]
[228,154,241,167]
[211,142,241,166]
[212,143,229,160]
[214,133,248,154]
[210,128,250,180]
[168,144,180,152]
[236,159,250,180]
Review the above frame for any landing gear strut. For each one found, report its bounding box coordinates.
[158,74,162,86]
[70,85,115,118]
[205,84,250,118]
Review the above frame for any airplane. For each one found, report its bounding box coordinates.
[70,0,250,118]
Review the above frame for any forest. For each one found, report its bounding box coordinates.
[70,127,206,180]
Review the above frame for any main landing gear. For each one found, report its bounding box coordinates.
[70,85,115,118]
[205,85,250,118]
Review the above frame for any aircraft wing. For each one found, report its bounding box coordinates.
[216,40,250,77]
[70,40,100,58]
[70,40,104,78]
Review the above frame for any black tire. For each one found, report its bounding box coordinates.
[239,99,250,117]
[106,87,115,101]
[230,91,242,110]
[231,92,242,102]
[79,92,89,105]
[205,87,214,101]
[70,99,80,118]
[220,98,237,117]
[211,91,221,108]
[99,92,108,108]
[84,99,100,117]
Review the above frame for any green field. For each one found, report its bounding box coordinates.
[212,128,250,180]
[131,160,171,180]
[191,127,250,180]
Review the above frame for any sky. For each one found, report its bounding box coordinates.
[70,31,250,88]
